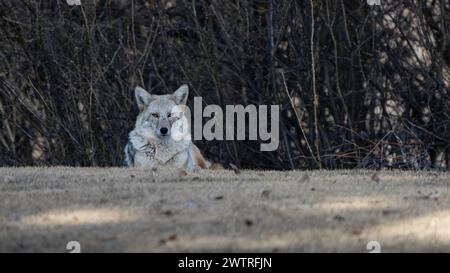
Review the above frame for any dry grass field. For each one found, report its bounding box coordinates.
[1,167,450,253]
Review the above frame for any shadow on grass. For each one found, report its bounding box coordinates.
[1,168,450,252]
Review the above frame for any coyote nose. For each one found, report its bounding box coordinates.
[160,127,168,135]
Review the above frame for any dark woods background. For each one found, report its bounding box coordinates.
[0,0,449,170]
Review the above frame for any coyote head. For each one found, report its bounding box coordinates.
[134,84,190,141]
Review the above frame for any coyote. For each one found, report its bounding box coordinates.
[124,84,209,172]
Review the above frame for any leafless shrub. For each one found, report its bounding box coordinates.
[0,0,449,170]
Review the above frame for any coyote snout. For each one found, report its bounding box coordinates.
[146,112,170,138]
[124,84,210,172]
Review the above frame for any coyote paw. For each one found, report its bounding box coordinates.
[187,165,201,173]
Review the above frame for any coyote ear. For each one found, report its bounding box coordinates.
[135,86,152,112]
[173,84,189,105]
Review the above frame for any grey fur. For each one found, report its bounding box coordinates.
[124,142,135,167]
[124,85,208,171]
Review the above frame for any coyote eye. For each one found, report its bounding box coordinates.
[151,113,159,118]
[167,113,172,118]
